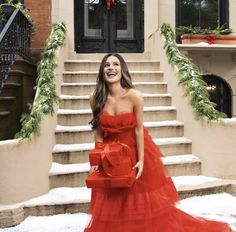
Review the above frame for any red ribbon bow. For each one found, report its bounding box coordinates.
[205,35,217,44]
[106,0,118,10]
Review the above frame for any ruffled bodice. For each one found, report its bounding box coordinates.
[99,111,137,146]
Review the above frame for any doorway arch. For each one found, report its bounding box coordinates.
[203,74,232,118]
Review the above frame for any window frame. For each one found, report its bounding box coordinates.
[175,0,229,28]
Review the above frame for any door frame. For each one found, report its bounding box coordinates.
[74,0,144,53]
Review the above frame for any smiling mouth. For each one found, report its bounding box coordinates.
[107,72,116,77]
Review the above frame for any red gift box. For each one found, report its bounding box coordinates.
[86,142,137,188]
[86,168,136,188]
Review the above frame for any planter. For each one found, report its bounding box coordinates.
[181,34,236,45]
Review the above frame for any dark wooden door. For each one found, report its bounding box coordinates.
[74,0,144,53]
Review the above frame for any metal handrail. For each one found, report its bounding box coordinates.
[0,6,32,90]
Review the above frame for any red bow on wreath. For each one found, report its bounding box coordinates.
[106,0,118,10]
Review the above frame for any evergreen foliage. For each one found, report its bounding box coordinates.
[15,22,67,139]
[160,23,226,120]
[176,25,232,37]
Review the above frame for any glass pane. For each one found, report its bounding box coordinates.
[117,0,134,38]
[179,0,218,28]
[84,0,102,37]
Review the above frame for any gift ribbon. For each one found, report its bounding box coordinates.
[101,142,134,178]
[181,34,236,45]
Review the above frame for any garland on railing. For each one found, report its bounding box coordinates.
[15,22,67,139]
[0,0,32,22]
[160,23,226,120]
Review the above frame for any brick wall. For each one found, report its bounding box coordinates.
[24,0,52,50]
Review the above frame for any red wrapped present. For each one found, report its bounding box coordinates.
[86,142,136,188]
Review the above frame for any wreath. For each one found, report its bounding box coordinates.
[103,0,118,10]
[89,0,118,11]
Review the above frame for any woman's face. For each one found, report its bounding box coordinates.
[103,55,122,84]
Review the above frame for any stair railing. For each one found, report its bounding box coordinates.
[0,5,32,91]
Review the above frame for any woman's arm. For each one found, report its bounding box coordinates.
[132,90,144,179]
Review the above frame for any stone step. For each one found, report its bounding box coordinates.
[0,83,21,97]
[64,60,160,72]
[162,154,201,176]
[63,70,164,83]
[154,137,192,156]
[49,155,201,188]
[57,106,177,126]
[55,121,184,144]
[2,176,231,223]
[52,137,192,166]
[0,96,16,111]
[61,82,168,95]
[0,111,11,120]
[59,93,172,110]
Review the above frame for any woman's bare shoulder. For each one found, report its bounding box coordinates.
[127,88,143,100]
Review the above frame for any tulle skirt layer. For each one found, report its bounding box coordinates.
[85,206,232,232]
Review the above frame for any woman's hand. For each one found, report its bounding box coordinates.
[133,160,144,179]
[90,165,99,173]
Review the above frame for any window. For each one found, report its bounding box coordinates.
[176,0,229,29]
[203,74,232,118]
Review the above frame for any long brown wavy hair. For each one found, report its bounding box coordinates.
[90,53,134,129]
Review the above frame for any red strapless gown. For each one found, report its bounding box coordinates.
[84,111,233,232]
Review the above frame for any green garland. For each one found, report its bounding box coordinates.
[176,25,232,37]
[0,0,32,22]
[15,22,67,139]
[160,23,226,120]
[0,5,5,22]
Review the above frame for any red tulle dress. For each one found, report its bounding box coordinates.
[84,111,233,232]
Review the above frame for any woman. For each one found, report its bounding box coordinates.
[84,53,232,231]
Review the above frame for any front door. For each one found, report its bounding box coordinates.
[74,0,144,53]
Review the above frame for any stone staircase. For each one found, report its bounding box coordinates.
[0,58,36,140]
[0,54,234,228]
[47,54,232,210]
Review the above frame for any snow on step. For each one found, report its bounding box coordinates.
[49,155,199,176]
[53,137,191,154]
[55,121,183,133]
[178,193,236,219]
[24,187,91,207]
[14,175,229,208]
[57,109,91,115]
[172,175,229,190]
[57,106,176,115]
[60,95,89,100]
[142,93,171,97]
[154,137,192,145]
[0,213,91,232]
[144,106,176,111]
[53,143,94,153]
[55,125,91,132]
[143,120,183,127]
[162,154,200,165]
[49,162,90,175]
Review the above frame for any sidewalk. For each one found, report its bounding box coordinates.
[0,193,235,232]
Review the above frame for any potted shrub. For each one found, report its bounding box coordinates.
[176,25,236,45]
